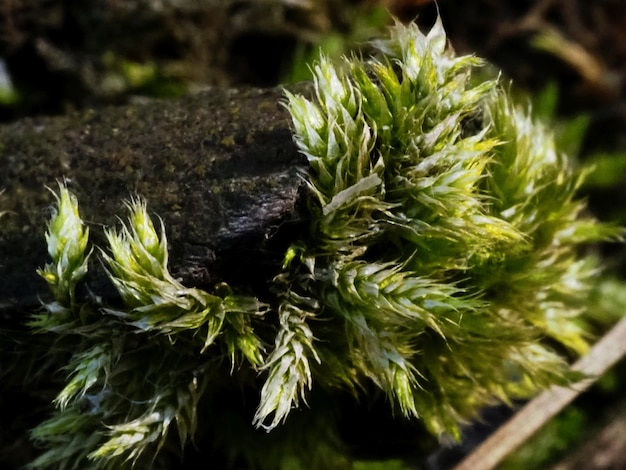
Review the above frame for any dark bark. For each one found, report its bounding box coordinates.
[0,85,312,317]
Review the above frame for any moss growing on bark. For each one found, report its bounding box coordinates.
[22,18,623,470]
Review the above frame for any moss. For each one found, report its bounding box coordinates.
[12,18,625,470]
[260,17,623,437]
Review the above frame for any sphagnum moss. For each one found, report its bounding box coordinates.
[26,18,623,469]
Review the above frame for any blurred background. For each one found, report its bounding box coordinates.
[1,1,625,468]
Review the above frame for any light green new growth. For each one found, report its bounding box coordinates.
[258,17,623,437]
[30,190,267,469]
[101,198,266,356]
[28,17,623,470]
[32,183,90,330]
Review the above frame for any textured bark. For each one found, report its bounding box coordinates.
[0,85,312,317]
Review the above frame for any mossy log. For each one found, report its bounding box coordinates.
[0,85,311,318]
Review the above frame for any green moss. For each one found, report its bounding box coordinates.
[262,17,623,438]
[29,188,268,469]
[21,17,624,470]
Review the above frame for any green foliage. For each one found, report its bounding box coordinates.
[283,6,392,84]
[99,52,189,100]
[585,152,626,191]
[272,17,623,439]
[101,198,267,359]
[24,18,624,469]
[0,73,18,106]
[34,183,90,320]
[29,188,267,469]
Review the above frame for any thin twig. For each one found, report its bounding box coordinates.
[453,313,626,470]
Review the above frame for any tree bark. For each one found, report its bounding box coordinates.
[0,85,312,317]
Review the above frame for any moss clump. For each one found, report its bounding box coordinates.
[23,18,623,470]
[29,185,267,469]
[260,17,623,437]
